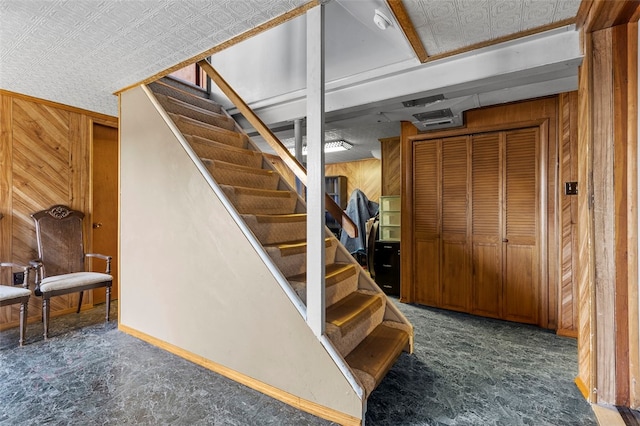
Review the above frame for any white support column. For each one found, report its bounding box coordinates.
[306,3,326,337]
[294,118,305,196]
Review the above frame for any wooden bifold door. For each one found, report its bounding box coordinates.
[412,127,542,325]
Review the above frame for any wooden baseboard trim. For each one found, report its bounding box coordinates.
[556,328,579,338]
[118,324,362,426]
[576,376,591,400]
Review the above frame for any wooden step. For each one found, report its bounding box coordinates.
[263,237,337,277]
[287,262,359,306]
[345,322,410,397]
[202,159,280,190]
[325,290,385,357]
[187,135,263,169]
[219,185,297,215]
[170,113,246,148]
[149,81,223,114]
[156,94,236,131]
[241,213,307,245]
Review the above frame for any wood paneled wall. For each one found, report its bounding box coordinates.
[558,92,580,337]
[0,90,117,331]
[380,137,401,196]
[325,159,381,204]
[576,0,640,408]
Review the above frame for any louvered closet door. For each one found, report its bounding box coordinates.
[503,128,539,324]
[471,132,502,318]
[413,140,440,306]
[441,137,470,311]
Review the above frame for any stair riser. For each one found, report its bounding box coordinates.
[326,293,386,357]
[207,167,280,191]
[190,140,263,169]
[221,189,297,215]
[265,243,338,278]
[290,268,359,307]
[243,218,307,245]
[149,82,223,114]
[172,116,245,149]
[161,98,236,131]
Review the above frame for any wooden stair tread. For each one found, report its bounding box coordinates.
[345,323,409,388]
[326,291,383,335]
[251,213,306,224]
[264,237,333,256]
[288,262,357,288]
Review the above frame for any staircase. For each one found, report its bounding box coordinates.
[147,76,413,411]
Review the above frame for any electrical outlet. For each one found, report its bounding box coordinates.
[13,272,24,285]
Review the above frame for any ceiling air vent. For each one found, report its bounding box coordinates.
[413,108,454,126]
[403,94,445,108]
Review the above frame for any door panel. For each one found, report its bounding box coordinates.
[441,137,469,311]
[503,128,539,324]
[92,124,118,303]
[471,240,501,317]
[414,141,439,306]
[504,244,537,323]
[471,132,502,317]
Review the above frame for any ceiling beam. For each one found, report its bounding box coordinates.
[387,0,429,63]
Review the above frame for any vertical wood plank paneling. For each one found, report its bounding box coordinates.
[558,92,579,337]
[592,27,617,403]
[612,24,630,406]
[0,94,15,323]
[380,137,401,196]
[400,122,419,303]
[576,30,596,402]
[625,21,639,409]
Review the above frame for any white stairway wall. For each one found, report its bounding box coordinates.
[119,85,362,420]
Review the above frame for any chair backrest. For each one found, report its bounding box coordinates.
[32,205,86,278]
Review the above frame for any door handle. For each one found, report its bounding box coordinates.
[92,222,103,229]
[502,238,509,243]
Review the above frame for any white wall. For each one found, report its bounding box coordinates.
[119,86,362,419]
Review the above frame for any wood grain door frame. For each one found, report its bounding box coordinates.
[401,116,554,329]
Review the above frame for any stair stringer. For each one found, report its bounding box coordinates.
[119,85,365,424]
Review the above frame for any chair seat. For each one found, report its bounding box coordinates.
[0,284,31,302]
[40,272,112,293]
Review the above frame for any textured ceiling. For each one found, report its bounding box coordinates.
[0,0,582,162]
[0,0,307,116]
[405,0,580,55]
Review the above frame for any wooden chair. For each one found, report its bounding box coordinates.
[31,205,112,339]
[0,263,31,346]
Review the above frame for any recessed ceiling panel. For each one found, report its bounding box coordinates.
[403,0,581,55]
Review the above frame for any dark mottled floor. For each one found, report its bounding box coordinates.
[0,299,596,425]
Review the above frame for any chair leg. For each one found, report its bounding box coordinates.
[43,298,50,340]
[19,302,27,347]
[105,286,111,322]
[77,291,83,313]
